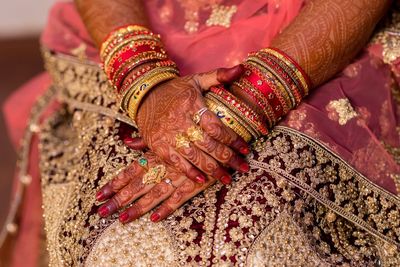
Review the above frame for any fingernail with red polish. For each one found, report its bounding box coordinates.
[239,146,250,155]
[98,206,109,217]
[119,212,129,223]
[123,136,134,144]
[96,191,105,201]
[239,162,250,173]
[150,213,161,223]
[195,174,206,183]
[221,175,232,185]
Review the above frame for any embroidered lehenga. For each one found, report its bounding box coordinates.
[2,1,400,266]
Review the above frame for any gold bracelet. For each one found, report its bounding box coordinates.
[124,71,178,120]
[205,95,252,142]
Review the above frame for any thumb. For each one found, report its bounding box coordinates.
[192,64,244,92]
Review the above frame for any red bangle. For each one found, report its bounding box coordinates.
[118,60,176,94]
[249,54,303,105]
[107,43,163,76]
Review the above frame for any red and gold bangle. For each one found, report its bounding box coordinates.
[244,62,291,115]
[260,48,311,96]
[106,42,164,78]
[100,24,151,57]
[210,86,268,137]
[102,32,160,62]
[233,79,275,127]
[247,56,299,107]
[204,94,253,142]
[118,60,176,94]
[254,52,304,104]
[111,50,168,88]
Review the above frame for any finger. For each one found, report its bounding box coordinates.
[98,154,168,217]
[191,65,245,92]
[123,136,147,150]
[96,162,143,202]
[199,110,250,155]
[175,139,232,185]
[152,143,207,184]
[150,178,216,222]
[119,170,187,223]
[191,129,249,172]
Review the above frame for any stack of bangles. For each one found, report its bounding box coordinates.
[101,25,311,144]
[101,25,179,122]
[205,48,311,142]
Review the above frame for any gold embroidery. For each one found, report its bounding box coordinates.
[176,0,236,33]
[247,212,329,266]
[372,6,400,64]
[326,98,358,125]
[205,5,237,28]
[86,217,178,266]
[39,50,400,266]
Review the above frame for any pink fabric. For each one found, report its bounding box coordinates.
[3,1,400,266]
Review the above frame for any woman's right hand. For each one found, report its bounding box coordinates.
[134,66,251,186]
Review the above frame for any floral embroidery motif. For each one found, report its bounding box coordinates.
[206,5,238,28]
[326,98,358,125]
[176,0,237,33]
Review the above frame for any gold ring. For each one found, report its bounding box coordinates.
[192,107,208,124]
[187,126,204,142]
[142,165,167,185]
[175,133,191,149]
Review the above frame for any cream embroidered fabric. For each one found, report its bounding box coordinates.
[38,50,400,266]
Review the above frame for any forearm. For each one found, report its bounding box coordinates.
[271,0,390,87]
[74,0,150,47]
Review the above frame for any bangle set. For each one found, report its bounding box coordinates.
[101,25,179,122]
[205,48,311,141]
[101,26,310,142]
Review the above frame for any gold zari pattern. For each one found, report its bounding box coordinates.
[39,50,400,266]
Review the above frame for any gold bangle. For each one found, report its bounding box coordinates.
[125,71,178,120]
[205,94,253,142]
[120,66,179,111]
[207,92,262,138]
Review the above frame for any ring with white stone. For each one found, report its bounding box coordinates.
[164,178,177,189]
[192,107,208,125]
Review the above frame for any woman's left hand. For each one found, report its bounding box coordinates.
[96,150,221,223]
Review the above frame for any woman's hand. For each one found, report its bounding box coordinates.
[96,150,219,223]
[135,66,250,185]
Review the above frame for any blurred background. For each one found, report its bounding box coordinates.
[0,0,56,264]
